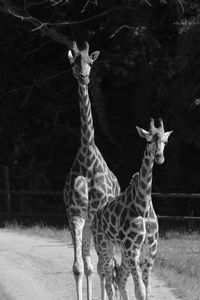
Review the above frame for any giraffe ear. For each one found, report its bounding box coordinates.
[90,51,100,62]
[136,126,149,139]
[68,50,74,64]
[165,130,173,139]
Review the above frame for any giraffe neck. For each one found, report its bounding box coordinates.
[135,146,154,215]
[78,83,95,146]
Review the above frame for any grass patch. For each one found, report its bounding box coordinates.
[3,220,71,243]
[155,231,200,300]
[0,284,12,300]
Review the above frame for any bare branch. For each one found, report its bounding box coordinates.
[21,85,34,108]
[15,40,52,64]
[81,0,90,13]
[0,1,139,48]
[27,0,50,7]
[7,7,32,21]
[0,68,71,99]
[0,0,73,48]
[51,0,69,6]
[140,0,152,6]
[109,25,135,39]
[46,6,134,26]
[81,0,97,13]
[32,22,48,32]
[2,2,138,27]
[25,40,52,56]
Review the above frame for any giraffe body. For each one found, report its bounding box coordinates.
[92,119,172,300]
[64,145,120,223]
[64,41,120,300]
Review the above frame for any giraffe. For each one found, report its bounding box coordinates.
[63,41,120,300]
[92,118,173,300]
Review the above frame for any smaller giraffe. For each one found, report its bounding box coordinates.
[92,119,173,300]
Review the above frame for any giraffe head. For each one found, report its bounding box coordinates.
[136,118,173,164]
[68,41,100,85]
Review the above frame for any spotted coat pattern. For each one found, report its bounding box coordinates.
[63,53,120,300]
[92,147,159,300]
[64,85,120,225]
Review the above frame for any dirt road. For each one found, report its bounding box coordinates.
[0,229,178,300]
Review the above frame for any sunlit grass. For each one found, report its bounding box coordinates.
[3,220,71,242]
[155,231,200,300]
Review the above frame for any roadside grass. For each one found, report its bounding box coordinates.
[3,221,71,243]
[154,231,200,300]
[0,286,12,300]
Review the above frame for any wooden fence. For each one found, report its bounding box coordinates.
[0,188,200,221]
[0,165,199,221]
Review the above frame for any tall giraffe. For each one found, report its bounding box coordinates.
[63,41,120,300]
[92,119,173,300]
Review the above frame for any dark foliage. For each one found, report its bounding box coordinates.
[0,0,200,216]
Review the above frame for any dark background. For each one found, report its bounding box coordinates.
[0,0,200,219]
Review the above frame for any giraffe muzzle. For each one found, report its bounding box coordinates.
[78,73,90,85]
[155,153,165,164]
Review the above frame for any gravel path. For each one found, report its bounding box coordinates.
[0,229,179,300]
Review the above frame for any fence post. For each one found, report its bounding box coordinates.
[4,166,11,216]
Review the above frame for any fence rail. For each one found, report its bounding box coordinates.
[0,188,200,221]
[157,216,200,221]
[153,192,200,199]
[1,189,200,198]
[0,190,62,196]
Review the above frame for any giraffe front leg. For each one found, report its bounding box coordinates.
[82,220,94,300]
[130,250,146,300]
[70,217,85,300]
[105,257,116,300]
[92,215,107,300]
[93,228,115,300]
[96,254,115,300]
[70,175,89,300]
[142,234,158,300]
[97,253,116,300]
[97,257,107,300]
